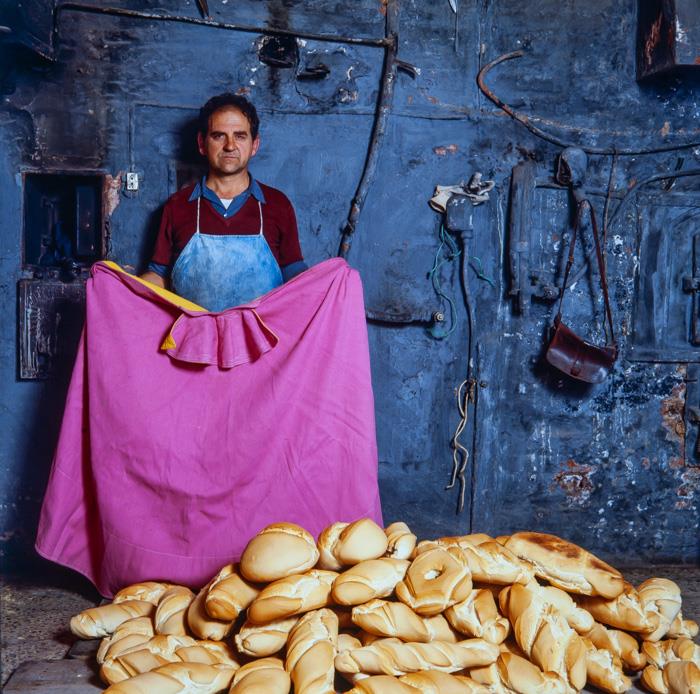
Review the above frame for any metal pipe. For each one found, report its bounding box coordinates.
[338,0,399,258]
[477,50,700,156]
[53,3,392,52]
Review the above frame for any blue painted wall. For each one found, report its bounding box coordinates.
[1,0,699,572]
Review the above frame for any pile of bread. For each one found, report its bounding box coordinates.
[68,519,700,694]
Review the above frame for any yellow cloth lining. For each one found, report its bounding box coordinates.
[101,261,207,312]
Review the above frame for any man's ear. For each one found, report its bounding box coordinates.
[197,132,206,157]
[251,136,260,158]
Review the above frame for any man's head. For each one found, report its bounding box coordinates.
[197,94,261,178]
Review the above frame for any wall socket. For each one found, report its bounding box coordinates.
[126,172,139,191]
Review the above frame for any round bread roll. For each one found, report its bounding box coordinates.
[240,523,319,582]
[336,519,389,565]
[384,522,417,560]
[229,657,291,694]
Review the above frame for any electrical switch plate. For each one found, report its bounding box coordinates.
[126,172,139,191]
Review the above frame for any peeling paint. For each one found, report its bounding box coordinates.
[551,459,597,506]
[433,144,458,156]
[660,382,686,448]
[102,173,121,217]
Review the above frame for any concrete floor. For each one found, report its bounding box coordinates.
[0,564,698,690]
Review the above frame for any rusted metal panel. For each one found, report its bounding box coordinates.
[18,280,85,380]
[637,0,700,80]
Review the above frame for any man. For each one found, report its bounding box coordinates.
[141,93,307,311]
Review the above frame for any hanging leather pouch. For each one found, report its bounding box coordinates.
[545,201,618,383]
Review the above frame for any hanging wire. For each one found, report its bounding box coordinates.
[445,378,471,512]
[469,255,496,287]
[428,224,461,339]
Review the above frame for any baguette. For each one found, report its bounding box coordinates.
[70,600,155,639]
[285,608,339,694]
[204,564,260,621]
[97,617,154,664]
[240,523,319,582]
[247,570,338,624]
[187,581,233,641]
[234,616,299,657]
[504,532,624,598]
[334,637,499,676]
[444,588,510,644]
[395,547,472,616]
[113,582,172,605]
[384,522,418,560]
[229,657,291,694]
[102,661,235,693]
[637,579,683,642]
[155,586,195,636]
[332,559,410,605]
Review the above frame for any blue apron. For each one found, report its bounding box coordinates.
[171,195,283,312]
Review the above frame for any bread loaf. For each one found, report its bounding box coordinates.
[583,622,646,671]
[667,612,699,639]
[247,569,338,624]
[113,582,172,605]
[476,652,572,694]
[384,522,418,560]
[347,675,421,693]
[352,599,433,643]
[175,640,239,668]
[240,523,319,582]
[318,518,389,570]
[285,608,339,694]
[395,547,472,616]
[444,588,510,644]
[186,581,233,640]
[642,661,700,694]
[424,615,459,643]
[582,637,632,694]
[234,616,299,657]
[637,578,683,642]
[499,583,588,690]
[70,600,155,639]
[504,532,624,598]
[332,559,410,605]
[155,585,195,636]
[229,657,291,694]
[317,522,348,570]
[97,617,154,664]
[577,582,660,634]
[101,661,235,693]
[400,670,491,693]
[204,564,260,621]
[334,637,499,676]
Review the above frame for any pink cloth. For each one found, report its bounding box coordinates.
[36,258,382,597]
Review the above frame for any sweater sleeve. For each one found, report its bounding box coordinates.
[277,194,304,267]
[150,201,175,267]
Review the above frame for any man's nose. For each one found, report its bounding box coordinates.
[223,137,236,151]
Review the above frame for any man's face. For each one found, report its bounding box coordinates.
[198,107,260,177]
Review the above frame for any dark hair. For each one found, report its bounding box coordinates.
[198,93,260,140]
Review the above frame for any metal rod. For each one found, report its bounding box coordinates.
[53,3,392,51]
[477,50,700,156]
[365,308,434,324]
[338,0,399,258]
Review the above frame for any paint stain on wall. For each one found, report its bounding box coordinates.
[551,458,597,506]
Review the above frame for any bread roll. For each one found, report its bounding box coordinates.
[155,586,195,636]
[229,657,291,694]
[416,539,532,586]
[444,589,510,644]
[347,675,421,693]
[400,670,490,693]
[204,564,260,621]
[318,518,389,570]
[384,522,417,560]
[70,600,155,639]
[97,617,154,664]
[499,583,587,690]
[247,570,338,624]
[637,578,683,642]
[582,637,632,694]
[102,661,235,693]
[234,616,298,657]
[334,637,499,676]
[578,582,660,635]
[583,622,646,671]
[396,547,472,616]
[113,582,172,605]
[475,652,571,694]
[332,559,410,605]
[663,661,700,694]
[187,581,233,640]
[504,532,624,598]
[285,608,339,694]
[424,615,459,643]
[352,599,433,643]
[175,640,239,668]
[100,634,196,685]
[240,523,319,582]
[317,522,348,570]
[668,612,699,639]
[643,637,700,669]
